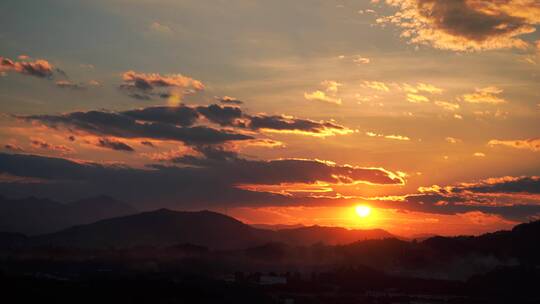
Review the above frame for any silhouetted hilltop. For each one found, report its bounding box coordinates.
[23,209,397,250]
[0,195,136,235]
[31,209,275,250]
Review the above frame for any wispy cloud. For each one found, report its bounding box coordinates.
[488,138,540,152]
[462,86,506,104]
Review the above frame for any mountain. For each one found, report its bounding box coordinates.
[27,209,396,250]
[31,209,275,250]
[277,226,395,246]
[0,195,137,235]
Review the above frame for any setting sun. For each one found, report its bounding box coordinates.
[355,205,371,218]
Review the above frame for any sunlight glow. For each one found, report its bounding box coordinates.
[355,205,371,218]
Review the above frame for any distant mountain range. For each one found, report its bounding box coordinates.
[24,209,395,250]
[0,195,137,235]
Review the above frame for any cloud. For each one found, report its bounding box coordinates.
[21,110,253,145]
[416,83,443,94]
[407,93,430,103]
[445,137,462,144]
[97,138,135,152]
[353,56,371,64]
[362,81,390,92]
[248,114,353,136]
[55,80,85,90]
[149,21,173,34]
[385,134,410,141]
[488,138,540,152]
[321,80,342,93]
[373,176,540,221]
[379,0,540,51]
[366,131,411,141]
[19,104,355,151]
[462,86,506,104]
[435,100,460,111]
[216,96,243,105]
[304,90,342,105]
[79,64,94,70]
[3,143,24,152]
[452,176,540,194]
[122,106,199,126]
[0,56,54,78]
[473,152,486,157]
[121,104,351,137]
[0,152,404,209]
[401,83,443,94]
[120,70,204,100]
[196,104,244,126]
[1,152,538,221]
[30,138,74,154]
[140,141,156,148]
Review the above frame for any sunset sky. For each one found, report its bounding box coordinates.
[1,0,539,236]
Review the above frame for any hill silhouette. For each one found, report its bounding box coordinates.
[23,209,396,250]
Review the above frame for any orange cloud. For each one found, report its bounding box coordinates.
[435,100,460,111]
[379,0,539,51]
[0,56,54,78]
[362,81,390,92]
[304,90,342,105]
[120,70,204,100]
[407,93,429,103]
[122,70,204,90]
[30,138,74,154]
[366,131,411,141]
[462,86,506,104]
[488,138,540,152]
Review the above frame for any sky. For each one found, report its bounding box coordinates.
[1,0,539,236]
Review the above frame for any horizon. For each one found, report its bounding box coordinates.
[1,0,540,238]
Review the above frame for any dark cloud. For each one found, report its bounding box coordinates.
[97,138,135,152]
[368,176,540,221]
[0,152,402,210]
[196,104,244,126]
[451,176,540,194]
[383,192,540,222]
[247,114,352,135]
[191,104,352,136]
[21,110,253,145]
[121,106,199,127]
[1,152,537,221]
[20,105,353,145]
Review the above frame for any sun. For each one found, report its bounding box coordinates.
[355,205,371,218]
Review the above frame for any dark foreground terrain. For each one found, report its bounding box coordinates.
[1,261,539,304]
